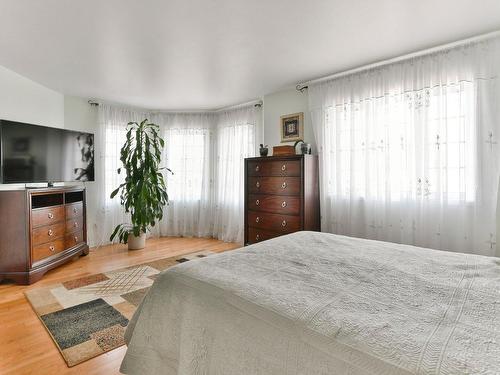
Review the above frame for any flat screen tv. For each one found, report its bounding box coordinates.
[0,120,94,184]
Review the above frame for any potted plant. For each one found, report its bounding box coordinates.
[110,119,170,250]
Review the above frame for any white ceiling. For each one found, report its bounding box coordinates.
[0,0,499,110]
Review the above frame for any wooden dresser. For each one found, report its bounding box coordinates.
[244,155,320,245]
[0,186,89,284]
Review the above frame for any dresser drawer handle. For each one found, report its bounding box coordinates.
[281,164,286,171]
[49,245,55,252]
[255,199,260,206]
[255,234,260,241]
[74,236,79,242]
[255,217,260,223]
[281,201,287,208]
[281,220,287,227]
[281,182,287,189]
[255,165,260,172]
[48,213,54,219]
[48,229,54,236]
[256,181,260,188]
[74,221,79,228]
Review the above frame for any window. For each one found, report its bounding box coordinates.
[324,82,475,203]
[216,123,255,207]
[104,127,127,205]
[165,128,209,202]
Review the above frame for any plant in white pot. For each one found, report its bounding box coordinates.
[110,119,170,250]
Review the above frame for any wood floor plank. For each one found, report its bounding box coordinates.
[0,237,239,375]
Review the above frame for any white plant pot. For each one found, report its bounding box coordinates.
[128,232,146,250]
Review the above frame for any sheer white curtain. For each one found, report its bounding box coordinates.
[309,38,500,256]
[93,105,150,246]
[152,112,216,238]
[95,105,258,245]
[213,106,258,242]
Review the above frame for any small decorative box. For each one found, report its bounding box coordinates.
[272,145,295,156]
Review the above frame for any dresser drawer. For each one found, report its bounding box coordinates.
[32,238,66,263]
[66,216,84,233]
[32,206,65,228]
[247,211,301,233]
[248,194,300,215]
[248,177,300,195]
[247,227,283,244]
[32,223,65,246]
[65,230,84,249]
[248,160,301,177]
[66,202,83,219]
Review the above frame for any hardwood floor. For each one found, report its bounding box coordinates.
[0,237,240,375]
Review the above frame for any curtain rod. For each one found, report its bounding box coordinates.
[298,29,500,89]
[89,98,263,113]
[214,99,262,112]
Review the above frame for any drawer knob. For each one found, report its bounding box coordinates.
[281,182,287,189]
[74,236,79,242]
[48,213,54,219]
[74,222,78,227]
[255,199,260,206]
[255,165,260,172]
[281,201,287,208]
[49,245,55,252]
[48,229,54,236]
[73,208,78,214]
[255,234,260,241]
[281,164,286,171]
[281,220,287,227]
[255,217,260,223]
[256,181,260,188]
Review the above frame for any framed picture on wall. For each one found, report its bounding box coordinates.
[280,112,303,143]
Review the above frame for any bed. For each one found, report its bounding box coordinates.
[120,231,500,374]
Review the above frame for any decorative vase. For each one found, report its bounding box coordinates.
[259,144,269,157]
[293,140,312,155]
[300,143,311,155]
[128,232,146,250]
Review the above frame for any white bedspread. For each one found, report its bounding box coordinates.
[120,231,500,374]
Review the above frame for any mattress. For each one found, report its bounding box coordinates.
[120,231,500,374]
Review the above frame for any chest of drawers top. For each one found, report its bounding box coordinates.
[247,156,302,177]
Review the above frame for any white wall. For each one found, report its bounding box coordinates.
[262,88,316,154]
[64,96,98,134]
[0,65,65,192]
[0,65,64,127]
[0,66,101,246]
[64,96,99,247]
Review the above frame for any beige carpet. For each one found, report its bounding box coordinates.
[25,250,214,367]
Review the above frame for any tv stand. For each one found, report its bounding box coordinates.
[0,186,89,285]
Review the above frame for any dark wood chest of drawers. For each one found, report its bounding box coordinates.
[244,155,320,245]
[0,186,89,284]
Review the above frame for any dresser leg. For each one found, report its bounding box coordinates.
[81,245,90,256]
[28,270,46,284]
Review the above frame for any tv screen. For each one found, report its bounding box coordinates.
[0,120,94,183]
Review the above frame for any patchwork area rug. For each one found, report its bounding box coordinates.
[25,250,214,367]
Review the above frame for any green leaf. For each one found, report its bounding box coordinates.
[108,118,170,240]
[110,187,121,199]
[110,224,122,242]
